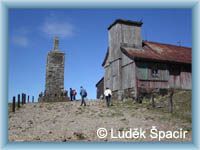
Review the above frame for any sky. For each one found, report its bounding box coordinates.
[8,9,192,102]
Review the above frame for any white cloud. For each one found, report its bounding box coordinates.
[40,19,75,38]
[12,35,29,47]
[11,27,31,47]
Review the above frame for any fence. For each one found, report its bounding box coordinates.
[11,93,35,113]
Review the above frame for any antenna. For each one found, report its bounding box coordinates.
[144,28,148,41]
[177,40,191,47]
[177,40,182,46]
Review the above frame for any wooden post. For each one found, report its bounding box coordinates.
[168,89,174,113]
[32,96,34,103]
[151,94,155,108]
[24,94,26,104]
[28,95,30,103]
[17,94,20,108]
[22,93,25,105]
[21,93,24,105]
[12,96,16,112]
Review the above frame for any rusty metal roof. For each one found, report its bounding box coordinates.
[121,41,191,64]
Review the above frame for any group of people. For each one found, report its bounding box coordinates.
[69,86,112,107]
[69,88,77,101]
[70,86,87,106]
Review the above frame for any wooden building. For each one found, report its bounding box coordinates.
[96,77,104,99]
[97,19,192,100]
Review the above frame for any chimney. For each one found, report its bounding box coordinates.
[108,19,143,49]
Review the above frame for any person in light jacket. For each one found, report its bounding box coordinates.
[104,87,112,107]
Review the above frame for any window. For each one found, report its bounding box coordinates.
[151,65,159,78]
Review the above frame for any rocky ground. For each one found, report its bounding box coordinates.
[9,91,192,142]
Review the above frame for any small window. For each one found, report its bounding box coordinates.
[151,68,159,78]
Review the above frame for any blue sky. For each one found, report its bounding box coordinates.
[8,9,192,101]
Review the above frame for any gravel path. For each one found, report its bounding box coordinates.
[9,100,192,142]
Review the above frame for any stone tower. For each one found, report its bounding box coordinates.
[39,37,68,102]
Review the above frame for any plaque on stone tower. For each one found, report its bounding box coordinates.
[39,37,69,102]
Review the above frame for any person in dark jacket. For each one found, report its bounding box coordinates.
[70,88,73,101]
[80,86,87,106]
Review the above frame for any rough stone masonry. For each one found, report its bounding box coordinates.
[39,37,68,102]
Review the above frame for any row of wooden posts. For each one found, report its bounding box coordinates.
[12,90,174,113]
[12,93,34,113]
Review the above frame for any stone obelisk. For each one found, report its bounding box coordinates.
[39,37,68,102]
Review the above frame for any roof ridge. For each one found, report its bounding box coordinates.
[143,40,191,49]
[108,19,143,30]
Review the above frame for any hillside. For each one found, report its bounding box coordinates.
[9,90,192,142]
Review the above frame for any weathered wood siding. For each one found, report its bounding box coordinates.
[121,53,135,89]
[138,80,169,90]
[104,21,142,99]
[136,62,192,94]
[168,64,181,88]
[121,24,142,48]
[133,26,142,48]
[109,24,141,61]
[169,64,191,89]
[122,50,133,66]
[136,61,170,91]
[122,64,134,89]
[121,24,134,45]
[136,62,169,81]
[106,23,122,95]
[96,78,104,99]
[111,60,121,91]
[180,71,191,89]
[104,65,111,90]
[108,24,122,61]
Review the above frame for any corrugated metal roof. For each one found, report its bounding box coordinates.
[121,41,191,64]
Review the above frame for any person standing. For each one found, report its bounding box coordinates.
[73,89,77,100]
[80,86,87,106]
[104,87,112,107]
[70,88,73,101]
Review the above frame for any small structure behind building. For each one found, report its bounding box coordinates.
[96,77,104,99]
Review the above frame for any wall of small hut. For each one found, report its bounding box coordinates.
[96,78,104,99]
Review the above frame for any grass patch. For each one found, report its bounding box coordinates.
[110,90,191,124]
[154,90,192,123]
